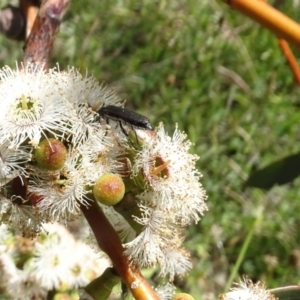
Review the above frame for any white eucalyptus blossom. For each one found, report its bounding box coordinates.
[124,206,191,279]
[0,141,31,183]
[65,101,107,147]
[155,283,176,300]
[0,197,44,237]
[50,66,123,111]
[133,123,207,216]
[27,227,76,290]
[219,277,277,300]
[124,123,207,279]
[77,136,124,181]
[49,67,123,145]
[5,268,47,300]
[28,150,92,220]
[0,65,71,148]
[159,247,192,280]
[0,253,19,287]
[0,232,47,300]
[27,223,110,290]
[0,224,12,252]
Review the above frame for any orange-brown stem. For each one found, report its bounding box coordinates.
[19,0,39,39]
[278,38,300,84]
[223,0,300,48]
[23,0,70,69]
[258,0,300,84]
[80,201,160,300]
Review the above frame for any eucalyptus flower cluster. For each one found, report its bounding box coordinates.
[0,222,111,299]
[0,65,207,285]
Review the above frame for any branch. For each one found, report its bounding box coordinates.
[23,0,70,69]
[80,201,160,300]
[19,0,39,40]
[223,0,300,48]
[277,38,300,84]
[256,0,300,85]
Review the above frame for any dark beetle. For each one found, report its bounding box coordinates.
[97,105,153,134]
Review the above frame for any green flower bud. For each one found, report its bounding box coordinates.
[172,293,195,300]
[34,138,67,170]
[93,174,125,206]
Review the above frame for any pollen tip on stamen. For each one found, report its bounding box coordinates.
[21,94,28,110]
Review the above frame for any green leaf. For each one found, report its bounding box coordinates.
[270,285,300,300]
[245,152,300,189]
[83,268,120,300]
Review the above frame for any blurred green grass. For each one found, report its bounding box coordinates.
[2,0,300,298]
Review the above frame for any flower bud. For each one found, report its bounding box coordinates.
[93,174,125,206]
[28,193,44,206]
[172,293,195,300]
[34,138,67,170]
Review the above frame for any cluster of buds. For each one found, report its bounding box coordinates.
[0,64,207,291]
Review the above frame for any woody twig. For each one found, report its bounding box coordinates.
[81,201,160,300]
[23,0,70,69]
[19,0,39,40]
[224,0,300,84]
[223,0,300,48]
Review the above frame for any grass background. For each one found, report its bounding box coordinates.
[1,0,300,299]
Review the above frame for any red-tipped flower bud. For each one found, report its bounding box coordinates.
[34,138,67,170]
[93,174,125,206]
